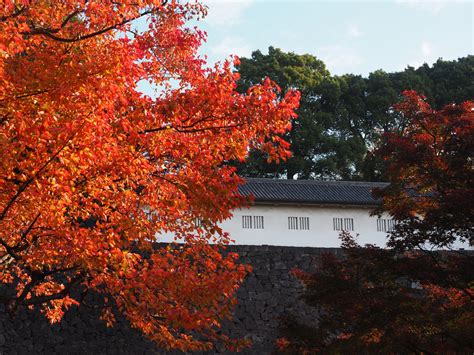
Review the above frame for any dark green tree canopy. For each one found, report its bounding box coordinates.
[235,48,473,181]
[235,47,366,180]
[237,46,330,94]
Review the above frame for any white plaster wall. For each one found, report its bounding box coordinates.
[158,204,393,248]
[157,203,472,249]
[220,204,388,248]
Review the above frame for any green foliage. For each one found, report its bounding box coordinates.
[235,48,366,180]
[237,47,330,94]
[235,48,473,181]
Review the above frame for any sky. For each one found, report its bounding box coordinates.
[195,0,473,76]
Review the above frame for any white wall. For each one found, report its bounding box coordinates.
[158,204,393,248]
[220,204,388,248]
[157,203,472,249]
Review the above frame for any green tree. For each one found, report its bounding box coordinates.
[423,56,474,107]
[235,48,473,181]
[236,47,368,180]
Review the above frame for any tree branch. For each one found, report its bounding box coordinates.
[20,212,41,242]
[23,9,155,43]
[22,272,84,306]
[0,120,85,221]
[0,6,27,22]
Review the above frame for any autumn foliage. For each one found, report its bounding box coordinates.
[279,233,474,353]
[278,92,474,353]
[0,1,299,350]
[373,90,473,249]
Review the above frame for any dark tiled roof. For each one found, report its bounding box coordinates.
[238,178,388,206]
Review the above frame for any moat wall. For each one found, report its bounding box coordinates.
[0,246,343,354]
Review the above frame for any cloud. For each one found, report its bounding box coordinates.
[203,0,254,27]
[210,36,252,59]
[316,45,363,74]
[347,25,363,38]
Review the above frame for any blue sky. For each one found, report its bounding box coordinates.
[196,0,473,76]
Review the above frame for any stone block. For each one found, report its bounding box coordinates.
[254,291,272,301]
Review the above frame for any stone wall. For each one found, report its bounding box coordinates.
[222,245,342,354]
[0,246,343,354]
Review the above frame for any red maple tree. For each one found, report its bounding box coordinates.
[0,1,299,350]
[278,92,473,353]
[377,90,473,249]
